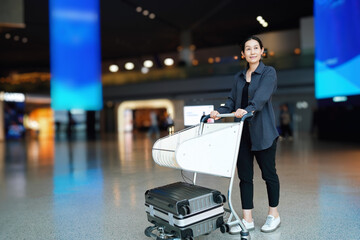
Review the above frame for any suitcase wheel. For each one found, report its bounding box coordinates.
[214,193,227,204]
[178,205,191,215]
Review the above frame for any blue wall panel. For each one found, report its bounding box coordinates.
[49,0,102,110]
[315,0,360,99]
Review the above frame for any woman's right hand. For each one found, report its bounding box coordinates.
[210,110,220,120]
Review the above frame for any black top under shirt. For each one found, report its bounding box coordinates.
[241,82,251,143]
[241,82,249,109]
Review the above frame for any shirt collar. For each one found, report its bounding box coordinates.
[240,60,265,76]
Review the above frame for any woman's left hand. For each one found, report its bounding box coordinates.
[235,108,248,118]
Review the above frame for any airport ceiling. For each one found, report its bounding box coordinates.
[0,0,313,75]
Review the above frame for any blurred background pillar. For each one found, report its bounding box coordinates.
[0,100,4,141]
[178,30,194,67]
[49,0,103,139]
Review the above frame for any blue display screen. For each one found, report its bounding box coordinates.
[49,0,102,110]
[315,0,360,99]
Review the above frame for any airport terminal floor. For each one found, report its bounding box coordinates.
[1,131,360,240]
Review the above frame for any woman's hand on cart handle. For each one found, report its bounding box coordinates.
[241,111,255,121]
[210,110,221,120]
[235,108,248,118]
[207,111,253,122]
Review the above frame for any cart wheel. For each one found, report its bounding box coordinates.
[240,230,251,240]
[144,226,153,237]
[220,224,229,233]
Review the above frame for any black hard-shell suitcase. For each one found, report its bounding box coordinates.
[144,181,226,239]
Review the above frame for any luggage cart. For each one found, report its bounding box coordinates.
[145,113,253,240]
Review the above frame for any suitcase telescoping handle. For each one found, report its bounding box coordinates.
[200,112,254,123]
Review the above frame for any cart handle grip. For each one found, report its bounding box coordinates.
[200,112,253,123]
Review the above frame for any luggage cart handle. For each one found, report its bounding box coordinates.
[201,112,253,123]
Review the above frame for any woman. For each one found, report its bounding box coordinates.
[210,36,280,234]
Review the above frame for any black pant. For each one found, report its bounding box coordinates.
[237,122,280,209]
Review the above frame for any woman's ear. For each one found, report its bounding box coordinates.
[261,48,264,55]
[241,51,244,57]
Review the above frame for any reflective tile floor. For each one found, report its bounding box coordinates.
[1,132,360,240]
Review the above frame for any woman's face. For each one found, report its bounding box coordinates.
[241,39,264,65]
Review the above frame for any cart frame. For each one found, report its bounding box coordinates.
[147,112,253,240]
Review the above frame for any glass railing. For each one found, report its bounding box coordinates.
[0,52,314,93]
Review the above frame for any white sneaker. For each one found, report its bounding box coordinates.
[229,219,255,234]
[261,215,281,233]
[242,218,255,231]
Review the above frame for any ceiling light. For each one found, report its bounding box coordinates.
[14,35,20,41]
[257,16,269,28]
[164,58,174,66]
[149,13,156,19]
[143,10,149,16]
[136,6,142,12]
[208,58,214,64]
[141,67,149,74]
[22,37,28,43]
[109,64,119,72]
[143,60,153,68]
[256,16,263,21]
[5,33,11,39]
[125,62,135,70]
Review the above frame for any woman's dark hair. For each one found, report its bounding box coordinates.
[241,36,264,52]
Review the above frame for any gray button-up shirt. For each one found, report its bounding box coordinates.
[217,61,279,151]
